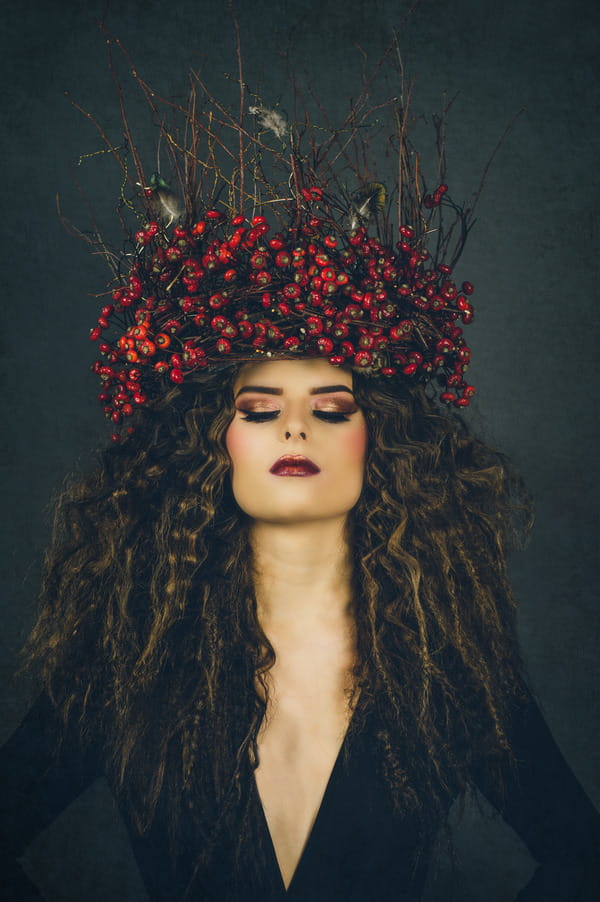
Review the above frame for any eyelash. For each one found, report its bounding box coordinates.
[238,409,352,423]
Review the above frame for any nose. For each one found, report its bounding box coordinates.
[280,404,309,442]
[285,429,307,440]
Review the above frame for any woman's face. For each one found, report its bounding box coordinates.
[225,358,368,525]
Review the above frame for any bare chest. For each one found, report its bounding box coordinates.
[253,638,355,889]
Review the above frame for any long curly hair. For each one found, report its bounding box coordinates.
[21,362,532,879]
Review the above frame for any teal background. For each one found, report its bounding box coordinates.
[1,0,598,898]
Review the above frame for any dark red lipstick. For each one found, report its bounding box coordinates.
[269,455,321,476]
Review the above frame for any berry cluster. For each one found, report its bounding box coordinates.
[90,189,475,438]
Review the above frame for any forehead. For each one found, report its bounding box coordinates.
[232,358,354,392]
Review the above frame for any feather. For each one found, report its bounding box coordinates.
[348,182,387,230]
[249,104,289,141]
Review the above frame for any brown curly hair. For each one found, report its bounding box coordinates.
[21,363,532,879]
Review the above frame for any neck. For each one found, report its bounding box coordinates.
[250,518,354,630]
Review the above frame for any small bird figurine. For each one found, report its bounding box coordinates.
[348,182,387,230]
[144,173,183,226]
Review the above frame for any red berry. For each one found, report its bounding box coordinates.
[250,251,268,269]
[255,270,272,287]
[275,251,292,268]
[211,315,228,331]
[316,337,334,353]
[131,325,148,338]
[306,316,323,335]
[138,340,156,357]
[283,283,301,300]
[390,321,413,340]
[353,350,373,367]
[221,321,238,338]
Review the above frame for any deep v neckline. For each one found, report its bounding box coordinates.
[253,709,357,896]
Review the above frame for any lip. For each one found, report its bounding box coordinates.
[269,454,321,477]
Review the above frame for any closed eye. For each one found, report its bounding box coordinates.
[237,409,353,423]
[238,410,279,422]
[313,410,351,422]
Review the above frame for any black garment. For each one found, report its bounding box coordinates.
[1,690,599,901]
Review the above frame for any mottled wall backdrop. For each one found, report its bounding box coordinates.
[1,0,598,899]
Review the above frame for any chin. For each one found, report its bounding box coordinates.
[233,483,362,524]
[243,501,357,525]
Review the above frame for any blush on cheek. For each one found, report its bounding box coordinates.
[225,424,244,461]
[346,425,369,459]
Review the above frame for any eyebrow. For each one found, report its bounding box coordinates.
[234,384,355,399]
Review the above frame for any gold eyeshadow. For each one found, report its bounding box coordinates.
[236,409,279,419]
[312,402,358,414]
[235,389,358,418]
[235,399,280,411]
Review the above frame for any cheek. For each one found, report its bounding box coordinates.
[225,421,246,464]
[329,423,368,500]
[225,422,267,509]
[335,422,368,472]
[225,423,255,512]
[225,420,269,470]
[346,424,368,460]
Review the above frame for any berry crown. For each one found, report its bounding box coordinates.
[74,33,480,439]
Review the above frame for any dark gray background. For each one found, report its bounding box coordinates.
[1,0,598,899]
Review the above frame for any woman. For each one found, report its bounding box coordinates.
[3,354,599,900]
[2,46,600,900]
